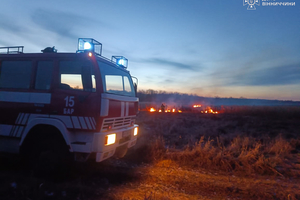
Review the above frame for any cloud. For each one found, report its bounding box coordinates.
[224,63,300,86]
[31,9,110,39]
[145,58,199,71]
[0,14,30,44]
[163,79,175,83]
[0,14,24,33]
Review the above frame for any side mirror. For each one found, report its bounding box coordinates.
[131,76,138,97]
[133,83,137,97]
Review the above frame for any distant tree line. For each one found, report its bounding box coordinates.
[137,89,300,106]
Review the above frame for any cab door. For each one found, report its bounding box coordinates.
[50,59,100,131]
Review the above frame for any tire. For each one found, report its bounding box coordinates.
[33,136,73,180]
[21,127,73,180]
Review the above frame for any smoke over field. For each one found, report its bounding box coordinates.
[138,90,300,107]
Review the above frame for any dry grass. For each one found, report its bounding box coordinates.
[118,106,300,199]
[168,135,299,177]
[135,106,300,177]
[108,159,300,200]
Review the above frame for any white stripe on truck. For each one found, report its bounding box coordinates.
[0,91,51,104]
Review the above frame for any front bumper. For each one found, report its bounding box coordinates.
[92,124,138,162]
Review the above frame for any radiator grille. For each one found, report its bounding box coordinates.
[101,116,135,131]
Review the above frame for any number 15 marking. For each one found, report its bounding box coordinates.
[64,96,75,107]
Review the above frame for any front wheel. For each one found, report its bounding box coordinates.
[21,129,73,180]
[33,137,73,179]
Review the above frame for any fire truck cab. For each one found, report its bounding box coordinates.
[0,38,139,163]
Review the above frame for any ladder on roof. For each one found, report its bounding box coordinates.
[0,46,24,54]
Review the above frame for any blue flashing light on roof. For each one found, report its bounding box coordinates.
[77,38,102,55]
[117,59,125,65]
[83,42,92,50]
[111,56,128,69]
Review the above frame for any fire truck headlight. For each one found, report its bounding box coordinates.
[84,42,92,50]
[105,133,116,146]
[134,127,138,136]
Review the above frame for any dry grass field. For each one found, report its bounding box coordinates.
[137,106,300,176]
[1,106,300,199]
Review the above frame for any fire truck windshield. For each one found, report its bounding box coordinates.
[98,61,135,97]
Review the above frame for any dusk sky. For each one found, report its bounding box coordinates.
[1,0,299,101]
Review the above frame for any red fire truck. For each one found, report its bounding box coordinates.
[0,38,139,165]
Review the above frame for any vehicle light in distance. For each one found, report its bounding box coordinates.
[134,127,138,136]
[105,133,116,146]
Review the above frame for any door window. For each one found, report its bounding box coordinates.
[59,61,96,92]
[35,61,53,90]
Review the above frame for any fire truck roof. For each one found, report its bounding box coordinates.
[0,38,129,71]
